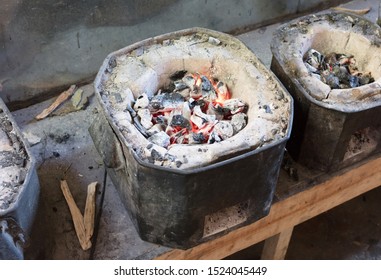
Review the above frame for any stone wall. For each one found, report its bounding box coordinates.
[0,0,345,109]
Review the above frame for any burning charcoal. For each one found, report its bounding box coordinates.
[349,75,360,88]
[189,98,207,110]
[191,132,206,144]
[202,89,217,102]
[231,113,247,134]
[149,91,185,111]
[154,115,167,126]
[304,49,324,70]
[125,103,149,137]
[323,52,338,66]
[133,93,149,110]
[304,62,319,74]
[332,65,349,82]
[150,148,165,164]
[208,131,222,144]
[222,98,248,114]
[190,90,203,99]
[147,124,164,136]
[214,81,231,103]
[170,115,191,129]
[305,48,375,89]
[182,102,192,120]
[214,121,234,139]
[201,75,212,91]
[337,54,351,65]
[205,103,223,120]
[178,88,191,98]
[148,131,170,148]
[170,70,187,81]
[358,73,375,85]
[178,135,188,144]
[193,105,216,123]
[137,108,153,129]
[190,114,205,129]
[321,72,340,89]
[174,80,188,92]
[182,74,196,90]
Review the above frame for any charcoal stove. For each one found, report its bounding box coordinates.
[271,12,381,171]
[0,98,40,259]
[90,28,293,248]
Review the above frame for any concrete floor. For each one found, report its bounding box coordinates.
[7,0,381,259]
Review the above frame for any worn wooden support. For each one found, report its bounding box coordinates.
[261,227,294,260]
[155,156,381,260]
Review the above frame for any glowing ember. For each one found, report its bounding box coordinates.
[131,72,248,148]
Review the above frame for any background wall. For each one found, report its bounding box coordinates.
[0,0,346,109]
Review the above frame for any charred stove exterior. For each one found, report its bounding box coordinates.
[271,12,381,171]
[0,98,40,259]
[90,28,293,248]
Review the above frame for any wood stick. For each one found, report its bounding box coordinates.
[332,6,371,15]
[84,182,97,241]
[35,85,76,120]
[60,180,91,250]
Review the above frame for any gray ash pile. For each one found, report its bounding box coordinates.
[304,49,374,89]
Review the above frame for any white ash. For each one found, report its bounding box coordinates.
[97,30,292,169]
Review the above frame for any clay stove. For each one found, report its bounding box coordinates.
[271,12,381,171]
[0,99,40,259]
[90,28,292,248]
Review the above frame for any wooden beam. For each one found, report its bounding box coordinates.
[261,227,293,260]
[155,156,381,260]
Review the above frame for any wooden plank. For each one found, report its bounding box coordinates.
[261,227,293,260]
[155,156,381,260]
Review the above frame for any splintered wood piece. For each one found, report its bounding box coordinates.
[332,6,371,15]
[84,182,97,241]
[35,85,76,120]
[60,180,91,250]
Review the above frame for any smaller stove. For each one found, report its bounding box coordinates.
[271,12,381,171]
